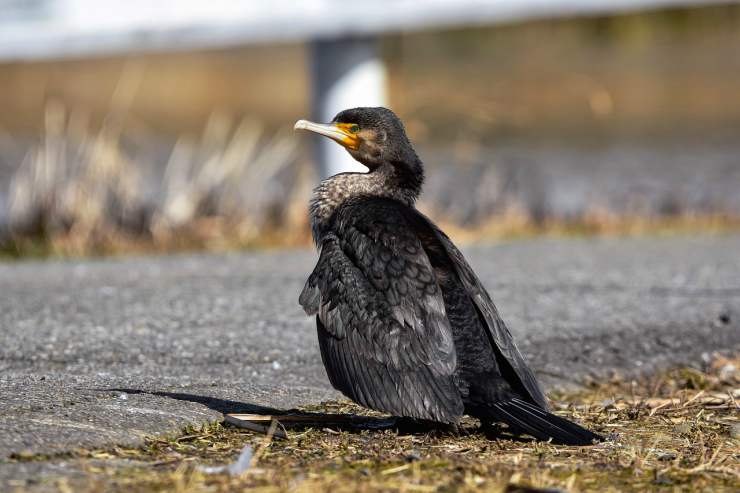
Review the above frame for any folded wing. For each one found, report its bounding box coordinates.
[300,201,464,422]
[424,220,550,410]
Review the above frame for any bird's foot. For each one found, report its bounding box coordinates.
[480,420,504,439]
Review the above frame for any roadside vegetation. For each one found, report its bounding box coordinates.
[3,4,740,258]
[0,102,306,258]
[8,355,738,492]
[3,103,739,259]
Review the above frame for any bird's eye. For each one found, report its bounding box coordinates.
[349,124,360,133]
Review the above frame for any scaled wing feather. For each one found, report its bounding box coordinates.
[299,202,464,422]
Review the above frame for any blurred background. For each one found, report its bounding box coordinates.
[1,0,739,257]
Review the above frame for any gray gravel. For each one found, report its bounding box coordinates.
[1,236,739,486]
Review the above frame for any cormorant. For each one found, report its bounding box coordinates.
[295,107,601,445]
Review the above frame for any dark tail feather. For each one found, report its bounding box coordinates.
[489,398,602,445]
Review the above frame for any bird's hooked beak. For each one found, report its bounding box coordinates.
[294,120,360,150]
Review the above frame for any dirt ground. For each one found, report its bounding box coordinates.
[5,354,738,493]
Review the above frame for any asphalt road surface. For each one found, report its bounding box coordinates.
[1,236,739,486]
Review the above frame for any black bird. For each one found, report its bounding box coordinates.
[295,107,601,445]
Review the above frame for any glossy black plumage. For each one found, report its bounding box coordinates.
[298,107,601,445]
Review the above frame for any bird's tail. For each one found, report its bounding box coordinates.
[486,398,602,446]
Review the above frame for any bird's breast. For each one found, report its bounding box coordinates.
[308,172,418,245]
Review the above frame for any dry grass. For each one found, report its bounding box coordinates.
[3,5,740,258]
[3,105,739,260]
[7,355,738,492]
[1,100,305,258]
[430,208,740,245]
[3,88,740,259]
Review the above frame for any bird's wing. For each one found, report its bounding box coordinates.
[299,203,464,423]
[422,219,550,410]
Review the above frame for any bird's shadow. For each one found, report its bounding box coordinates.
[101,388,534,441]
[102,388,443,436]
[106,388,288,415]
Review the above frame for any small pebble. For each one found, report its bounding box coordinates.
[718,363,736,382]
[118,393,128,401]
[272,361,282,370]
[730,423,740,439]
[657,451,677,461]
[653,476,673,486]
[673,423,692,435]
[15,450,36,460]
[600,398,616,408]
[405,449,422,462]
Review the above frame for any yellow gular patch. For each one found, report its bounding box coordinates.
[334,123,361,150]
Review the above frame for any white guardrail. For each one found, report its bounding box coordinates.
[0,0,729,176]
[0,0,727,61]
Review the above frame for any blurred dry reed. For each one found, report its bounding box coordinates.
[2,57,739,259]
[1,100,306,257]
[2,102,739,259]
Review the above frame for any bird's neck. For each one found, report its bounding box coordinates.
[309,161,423,244]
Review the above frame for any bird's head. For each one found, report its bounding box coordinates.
[294,107,421,175]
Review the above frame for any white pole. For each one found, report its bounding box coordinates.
[309,36,387,178]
